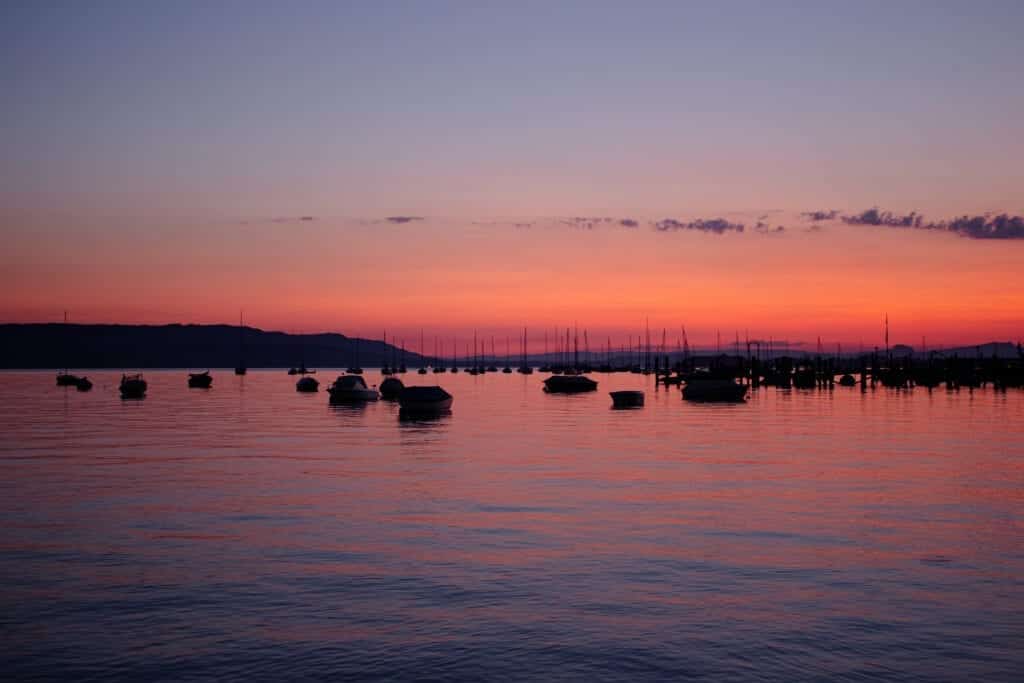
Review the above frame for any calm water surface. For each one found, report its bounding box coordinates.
[2,370,1022,681]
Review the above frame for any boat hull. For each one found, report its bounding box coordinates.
[328,389,379,402]
[188,373,213,389]
[610,390,644,408]
[683,379,747,402]
[398,386,453,414]
[295,377,319,392]
[543,375,598,393]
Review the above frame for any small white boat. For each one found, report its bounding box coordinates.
[398,385,453,413]
[327,374,379,402]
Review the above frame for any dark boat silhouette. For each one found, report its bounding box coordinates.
[56,312,84,386]
[74,376,93,391]
[543,375,597,393]
[346,337,364,374]
[838,373,857,387]
[295,375,319,392]
[792,364,817,389]
[234,311,247,375]
[119,374,147,399]
[56,373,81,387]
[610,390,644,408]
[682,371,747,402]
[398,385,453,414]
[188,371,213,388]
[327,374,379,402]
[379,376,405,399]
[516,327,534,374]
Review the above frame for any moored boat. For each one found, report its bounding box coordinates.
[543,375,598,393]
[56,372,81,387]
[398,385,453,413]
[379,376,405,399]
[610,390,644,408]
[327,374,379,402]
[188,371,213,388]
[295,375,319,392]
[119,374,147,399]
[682,371,747,402]
[74,376,93,391]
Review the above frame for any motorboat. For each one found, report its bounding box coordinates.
[295,375,319,392]
[610,390,644,408]
[119,374,147,399]
[56,372,81,387]
[682,371,747,402]
[327,374,379,402]
[74,376,93,391]
[188,371,213,388]
[543,375,597,393]
[379,376,405,399]
[398,385,453,413]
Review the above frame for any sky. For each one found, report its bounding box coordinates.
[2,1,1022,349]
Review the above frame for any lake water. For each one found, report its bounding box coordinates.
[1,370,1022,681]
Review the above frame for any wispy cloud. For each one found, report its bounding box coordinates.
[386,215,424,224]
[936,214,1024,240]
[801,210,838,221]
[653,218,744,234]
[842,207,923,228]
[755,221,785,235]
[841,207,1024,239]
[619,218,639,228]
[237,215,316,225]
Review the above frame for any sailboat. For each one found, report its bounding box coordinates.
[381,330,393,375]
[289,332,316,375]
[517,327,533,374]
[487,336,498,372]
[433,337,446,373]
[417,329,428,374]
[56,311,91,390]
[234,310,247,375]
[346,336,363,375]
[502,335,513,373]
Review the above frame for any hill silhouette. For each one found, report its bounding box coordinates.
[0,324,427,369]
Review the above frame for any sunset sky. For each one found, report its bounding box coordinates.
[2,1,1022,349]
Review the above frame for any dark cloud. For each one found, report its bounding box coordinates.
[561,216,616,229]
[801,210,839,221]
[619,218,639,228]
[936,214,1024,240]
[386,215,424,224]
[841,207,1024,240]
[841,207,923,228]
[654,218,744,234]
